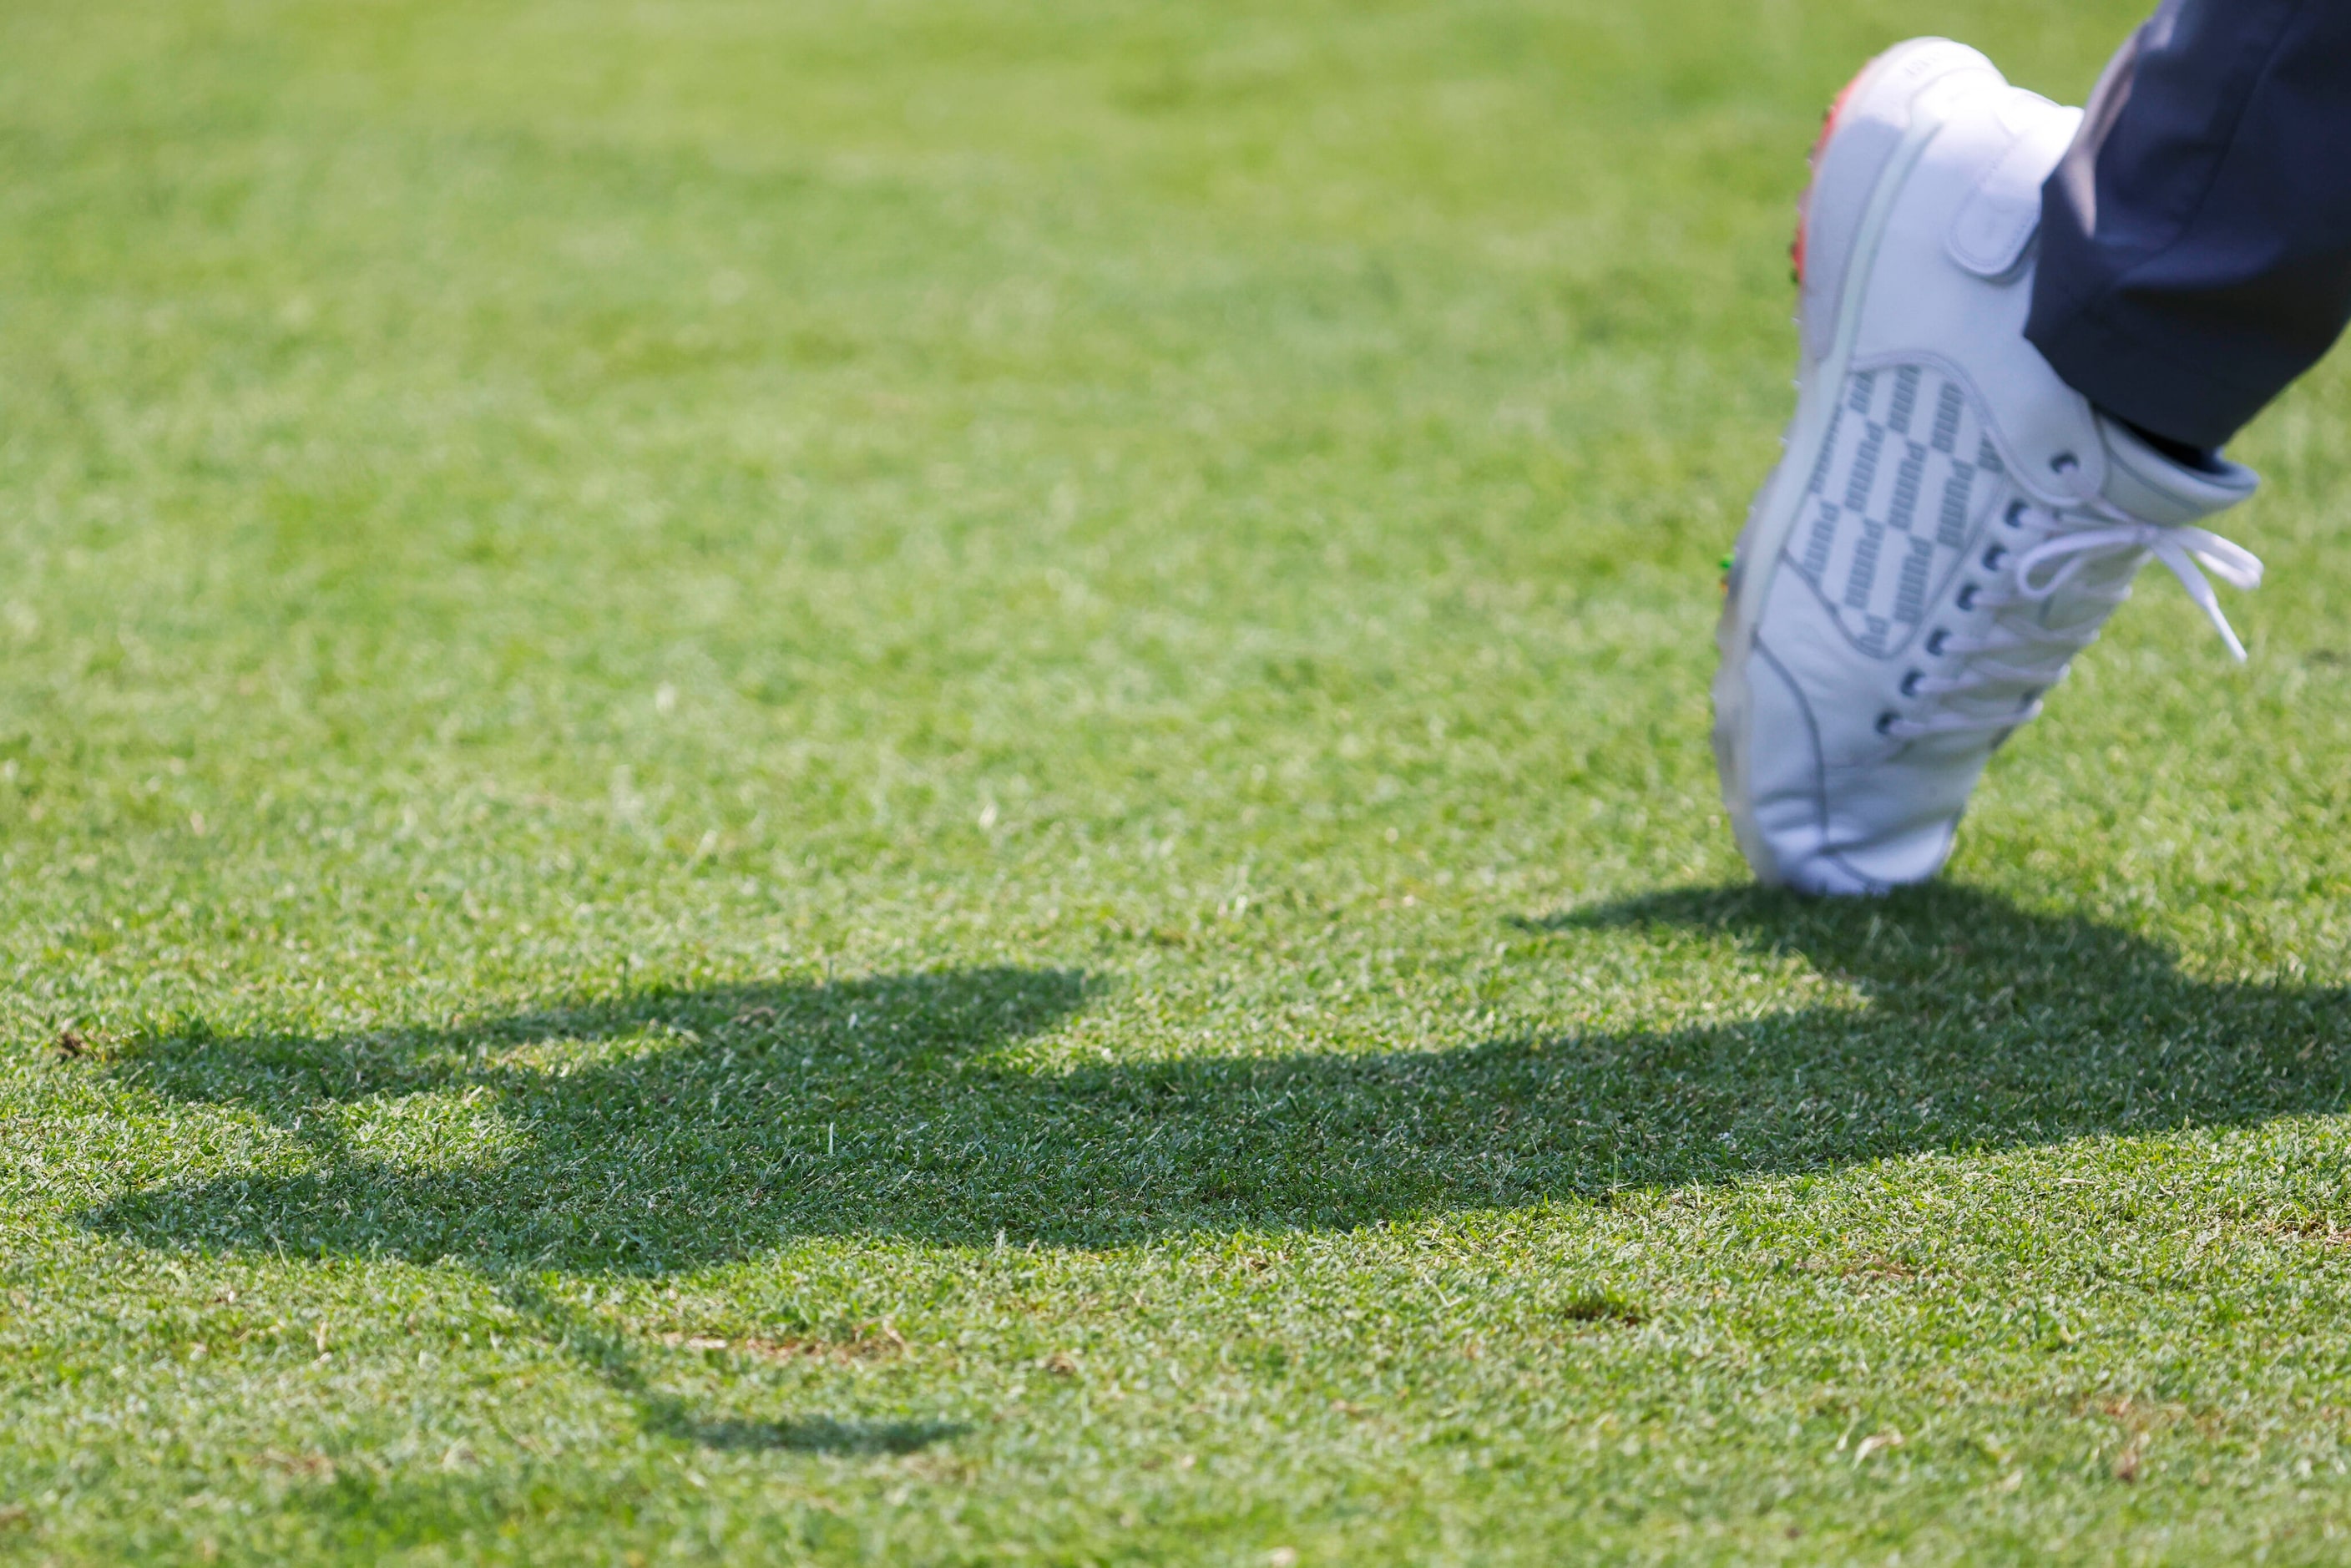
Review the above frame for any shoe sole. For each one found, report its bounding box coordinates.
[1711,38,1998,888]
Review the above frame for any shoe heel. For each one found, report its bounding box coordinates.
[1794,39,1998,364]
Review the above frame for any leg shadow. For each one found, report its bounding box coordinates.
[79,888,2351,1267]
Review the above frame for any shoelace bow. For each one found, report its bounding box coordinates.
[1887,464,2263,740]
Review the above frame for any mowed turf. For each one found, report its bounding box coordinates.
[3,0,2350,1561]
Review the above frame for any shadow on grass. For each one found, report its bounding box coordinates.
[689,1417,964,1455]
[83,887,2351,1276]
[464,1271,968,1456]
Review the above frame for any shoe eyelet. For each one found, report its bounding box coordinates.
[2050,452,2080,475]
[2004,501,2029,528]
[1981,544,2008,570]
[1925,629,1949,655]
[1874,711,1900,736]
[1900,670,1924,696]
[1955,584,1979,610]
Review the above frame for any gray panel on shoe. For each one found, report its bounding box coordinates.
[1784,363,2003,657]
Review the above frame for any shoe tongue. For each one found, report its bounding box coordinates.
[2094,413,2257,526]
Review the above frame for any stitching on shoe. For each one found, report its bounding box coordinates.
[1752,638,1834,874]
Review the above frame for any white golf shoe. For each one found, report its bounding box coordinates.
[1713,38,2263,896]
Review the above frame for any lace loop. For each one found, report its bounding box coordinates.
[1884,465,2262,748]
[2013,520,2263,660]
[1885,472,2261,749]
[2006,467,2264,662]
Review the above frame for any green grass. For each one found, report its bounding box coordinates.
[4,0,2350,1560]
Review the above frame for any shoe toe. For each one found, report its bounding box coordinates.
[1730,649,1972,895]
[1775,852,1888,898]
[1752,806,1957,897]
[1783,817,1958,896]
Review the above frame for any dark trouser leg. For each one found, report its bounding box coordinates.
[2026,0,2351,452]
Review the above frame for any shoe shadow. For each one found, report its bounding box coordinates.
[83,888,2350,1278]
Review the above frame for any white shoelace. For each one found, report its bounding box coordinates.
[1883,468,2262,741]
